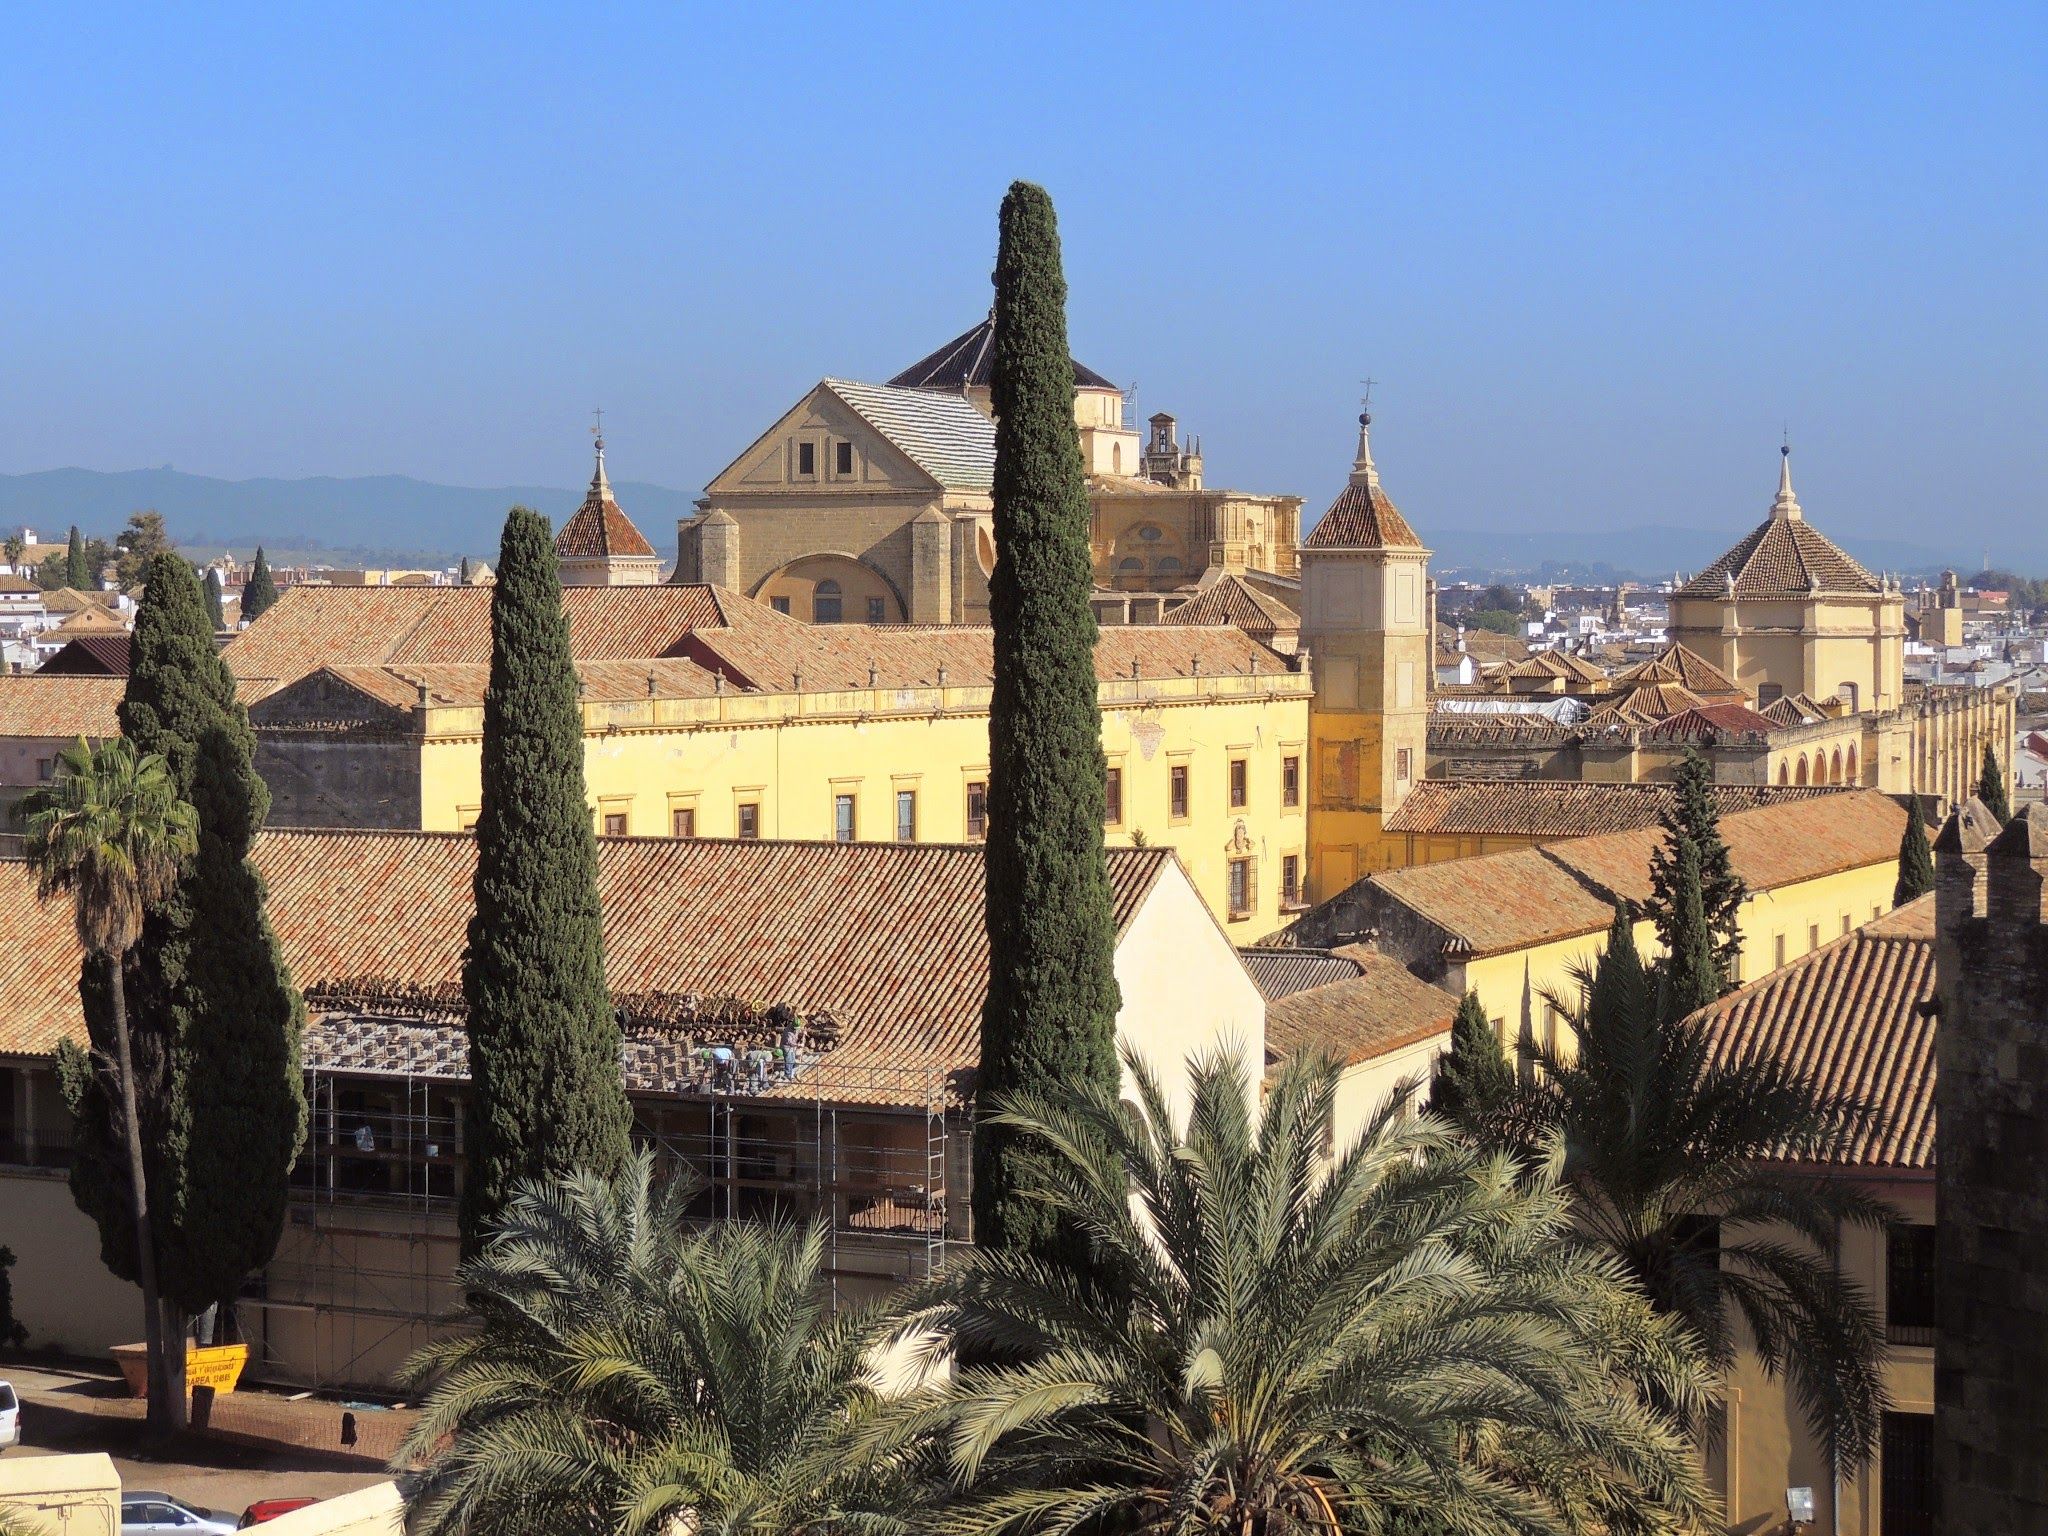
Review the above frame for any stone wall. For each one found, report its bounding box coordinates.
[1933,798,2048,1527]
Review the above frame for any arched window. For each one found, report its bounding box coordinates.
[1831,748,1843,783]
[1846,743,1859,782]
[1112,443,1122,473]
[1778,759,1790,786]
[1796,755,1809,786]
[1117,557,1143,572]
[1155,555,1183,575]
[813,579,842,625]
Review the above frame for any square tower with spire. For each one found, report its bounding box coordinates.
[1298,409,1432,898]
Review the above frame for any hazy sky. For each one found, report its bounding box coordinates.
[2,4,2042,557]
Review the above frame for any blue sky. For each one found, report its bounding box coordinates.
[1,3,2042,559]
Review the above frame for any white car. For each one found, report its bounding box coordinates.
[0,1380,18,1450]
[120,1494,239,1536]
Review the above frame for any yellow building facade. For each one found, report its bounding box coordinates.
[233,584,1313,943]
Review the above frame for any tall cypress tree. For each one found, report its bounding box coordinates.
[242,548,278,622]
[973,183,1121,1258]
[1659,837,1721,1022]
[1895,795,1935,906]
[60,554,306,1424]
[1590,901,1651,1035]
[65,525,89,589]
[1430,991,1514,1139]
[1977,741,2011,825]
[202,567,226,629]
[1646,751,1744,988]
[458,556,472,587]
[460,507,631,1244]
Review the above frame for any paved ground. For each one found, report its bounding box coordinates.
[3,1362,390,1519]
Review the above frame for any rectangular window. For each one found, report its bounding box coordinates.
[1282,754,1301,808]
[36,757,55,781]
[867,596,885,624]
[1281,854,1301,906]
[1881,1413,1935,1536]
[1104,766,1123,825]
[770,596,791,615]
[895,789,917,842]
[1809,922,1822,953]
[966,781,988,840]
[1170,764,1190,820]
[1842,913,1853,936]
[1396,747,1413,782]
[813,589,842,624]
[671,806,695,838]
[834,793,856,843]
[1227,857,1252,917]
[602,812,627,836]
[1229,758,1248,809]
[835,441,854,475]
[797,441,816,476]
[1773,933,1787,969]
[1886,1224,1937,1344]
[737,802,760,839]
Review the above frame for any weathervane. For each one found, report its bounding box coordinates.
[592,406,605,449]
[1359,377,1376,424]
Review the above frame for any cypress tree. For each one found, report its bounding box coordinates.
[1978,741,2011,825]
[973,182,1122,1258]
[1430,991,1514,1138]
[61,554,306,1424]
[1589,901,1650,1036]
[65,525,89,589]
[460,507,631,1244]
[1659,837,1721,1022]
[1895,795,1935,906]
[202,567,226,629]
[1646,751,1744,989]
[242,548,278,622]
[458,556,472,587]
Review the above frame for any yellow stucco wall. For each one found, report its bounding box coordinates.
[416,675,1312,944]
[1713,1178,1933,1536]
[1458,855,1903,1055]
[0,1169,142,1355]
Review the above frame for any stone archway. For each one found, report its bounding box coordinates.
[752,553,907,625]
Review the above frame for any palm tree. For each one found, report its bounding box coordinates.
[399,1152,919,1536]
[890,1047,1711,1536]
[1522,913,1892,1474]
[13,737,197,1436]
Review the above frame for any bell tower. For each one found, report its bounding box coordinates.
[1299,408,1431,898]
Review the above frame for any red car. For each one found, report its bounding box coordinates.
[237,1499,316,1527]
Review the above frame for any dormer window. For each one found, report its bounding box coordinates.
[797,442,816,477]
[834,441,854,475]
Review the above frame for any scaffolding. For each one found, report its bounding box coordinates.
[240,1038,958,1392]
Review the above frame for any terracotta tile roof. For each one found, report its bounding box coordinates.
[1315,789,1906,960]
[0,676,126,738]
[1545,790,1906,913]
[1265,949,1459,1065]
[554,495,658,560]
[38,588,109,617]
[0,832,1177,1108]
[1382,780,1845,840]
[1759,692,1831,727]
[0,675,276,740]
[1161,576,1299,636]
[885,314,1117,393]
[1609,643,1744,698]
[36,635,131,675]
[1302,480,1422,551]
[1678,515,1879,600]
[227,583,1295,703]
[48,606,128,637]
[1691,897,1936,1168]
[1238,947,1364,1001]
[226,585,732,684]
[1584,682,1705,724]
[1634,702,1780,742]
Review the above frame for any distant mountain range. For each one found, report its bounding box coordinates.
[0,466,705,566]
[0,466,2014,580]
